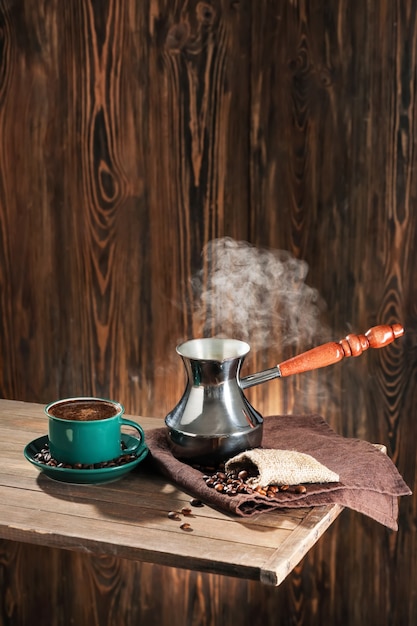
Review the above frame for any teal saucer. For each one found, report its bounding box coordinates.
[24,433,148,484]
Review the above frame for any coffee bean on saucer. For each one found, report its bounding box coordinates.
[31,441,139,470]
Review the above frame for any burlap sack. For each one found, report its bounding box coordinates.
[225,448,340,487]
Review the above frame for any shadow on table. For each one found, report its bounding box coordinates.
[35,455,284,533]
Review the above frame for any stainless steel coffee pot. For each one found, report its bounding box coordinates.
[165,324,404,463]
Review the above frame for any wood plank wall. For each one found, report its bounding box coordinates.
[0,1,416,624]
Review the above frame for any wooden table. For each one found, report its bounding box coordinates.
[0,399,343,586]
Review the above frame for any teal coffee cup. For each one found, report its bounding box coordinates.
[45,397,145,465]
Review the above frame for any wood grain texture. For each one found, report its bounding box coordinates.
[0,0,416,624]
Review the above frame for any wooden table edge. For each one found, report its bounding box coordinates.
[260,503,344,585]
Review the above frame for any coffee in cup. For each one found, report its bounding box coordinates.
[45,397,145,465]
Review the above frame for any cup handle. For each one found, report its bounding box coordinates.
[120,418,145,454]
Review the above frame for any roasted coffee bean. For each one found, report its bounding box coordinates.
[181,507,193,516]
[32,442,139,470]
[118,454,135,464]
[190,498,204,507]
[197,461,308,500]
[180,522,193,532]
[294,485,307,494]
[168,511,181,520]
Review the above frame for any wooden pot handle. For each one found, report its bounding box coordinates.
[277,324,404,378]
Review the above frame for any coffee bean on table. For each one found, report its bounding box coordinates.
[190,498,204,507]
[181,507,193,516]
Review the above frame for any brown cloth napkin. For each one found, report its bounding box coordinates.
[146,414,412,530]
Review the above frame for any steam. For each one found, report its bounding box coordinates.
[191,237,327,353]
